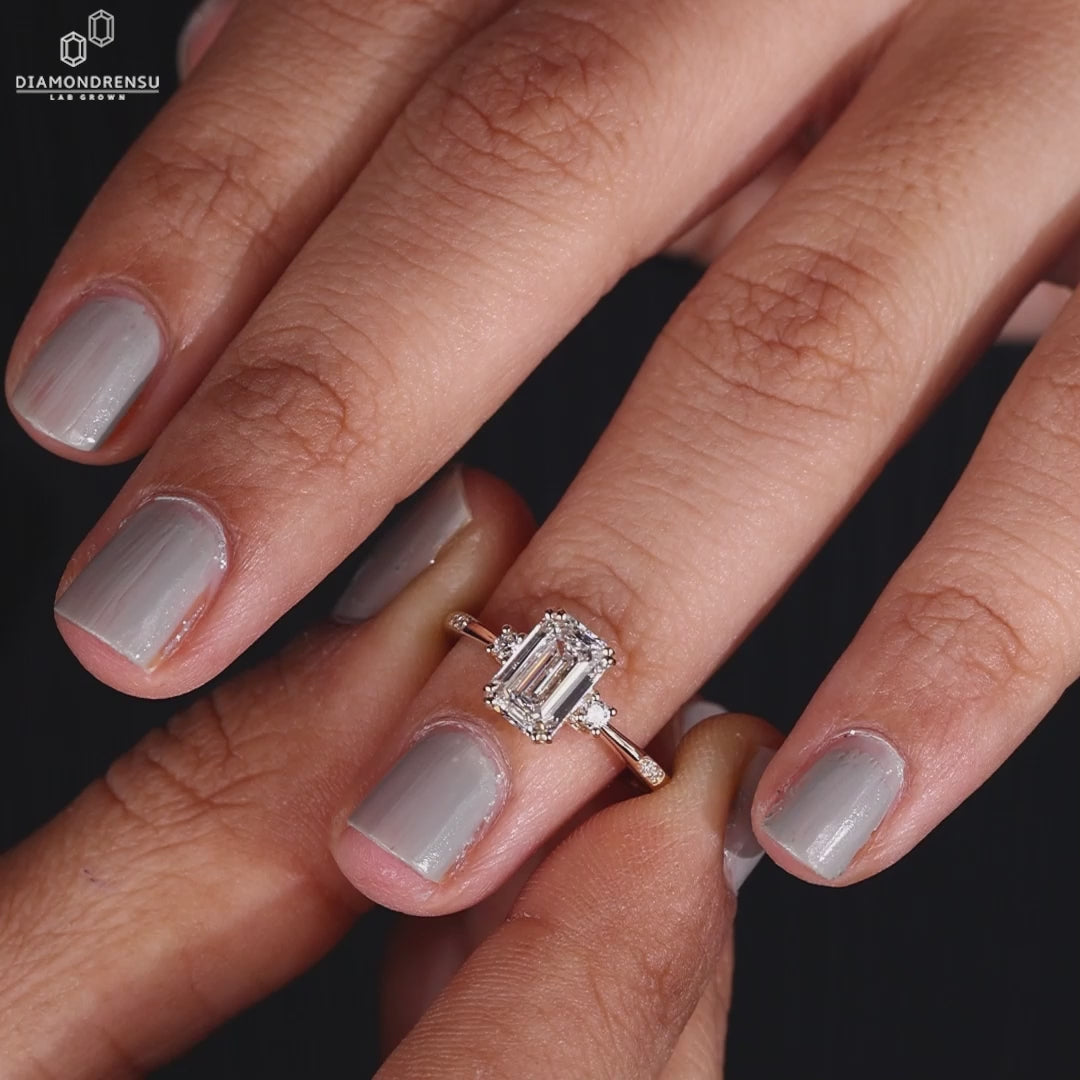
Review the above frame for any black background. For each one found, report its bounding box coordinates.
[3,2,1076,1077]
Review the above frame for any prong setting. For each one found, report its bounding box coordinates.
[447,608,668,788]
[483,610,616,742]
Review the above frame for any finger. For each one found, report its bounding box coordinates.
[666,159,1071,345]
[754,282,1080,883]
[659,948,732,1080]
[381,860,733,1077]
[376,696,702,1050]
[0,470,531,1076]
[6,0,508,460]
[378,713,777,1080]
[379,857,539,1054]
[176,0,240,81]
[49,0,905,697]
[332,0,1080,914]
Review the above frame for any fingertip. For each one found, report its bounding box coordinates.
[670,711,782,894]
[671,710,781,788]
[332,825,443,913]
[53,612,225,699]
[457,466,536,551]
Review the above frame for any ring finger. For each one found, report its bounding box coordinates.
[332,0,1080,912]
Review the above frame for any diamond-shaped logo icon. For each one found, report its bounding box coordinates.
[87,9,115,47]
[60,31,87,68]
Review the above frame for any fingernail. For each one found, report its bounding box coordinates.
[347,726,504,883]
[12,296,162,451]
[177,0,236,80]
[55,496,227,669]
[333,466,472,623]
[724,745,774,892]
[761,730,904,880]
[672,697,727,743]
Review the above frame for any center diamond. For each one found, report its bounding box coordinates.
[485,610,614,741]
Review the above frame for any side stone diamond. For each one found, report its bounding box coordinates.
[570,694,613,734]
[637,756,666,788]
[488,626,523,662]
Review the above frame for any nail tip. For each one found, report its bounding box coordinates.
[332,465,472,621]
[13,295,162,454]
[346,817,446,883]
[724,851,765,893]
[11,394,98,451]
[53,602,151,668]
[672,697,727,743]
[53,496,227,670]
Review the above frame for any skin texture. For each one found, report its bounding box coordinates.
[6,0,1080,912]
[0,466,774,1074]
[0,470,531,1072]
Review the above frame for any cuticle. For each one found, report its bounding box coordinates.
[413,714,510,792]
[44,280,171,362]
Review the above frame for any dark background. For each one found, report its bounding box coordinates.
[3,2,1076,1077]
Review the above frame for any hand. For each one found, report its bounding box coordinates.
[0,470,775,1074]
[6,0,1080,907]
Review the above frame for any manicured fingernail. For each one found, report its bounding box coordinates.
[12,296,162,451]
[177,0,236,79]
[724,745,774,892]
[347,726,504,883]
[333,466,472,623]
[762,731,904,880]
[55,496,227,669]
[672,697,727,743]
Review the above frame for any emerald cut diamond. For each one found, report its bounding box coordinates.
[484,610,614,742]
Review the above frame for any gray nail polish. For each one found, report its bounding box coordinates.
[762,731,904,880]
[348,726,503,883]
[724,745,774,893]
[333,466,472,623]
[55,496,227,669]
[12,296,163,451]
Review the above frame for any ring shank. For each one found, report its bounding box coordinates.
[446,611,497,648]
[598,725,669,790]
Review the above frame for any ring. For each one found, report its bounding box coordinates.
[446,609,669,790]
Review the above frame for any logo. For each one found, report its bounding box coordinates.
[15,9,160,101]
[60,10,114,68]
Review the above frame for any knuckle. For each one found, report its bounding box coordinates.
[664,242,901,438]
[884,579,1051,699]
[198,310,394,483]
[504,520,682,692]
[403,6,645,193]
[99,688,284,838]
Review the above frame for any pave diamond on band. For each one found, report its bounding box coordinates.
[446,609,669,790]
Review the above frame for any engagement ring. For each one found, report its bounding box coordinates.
[446,609,668,789]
